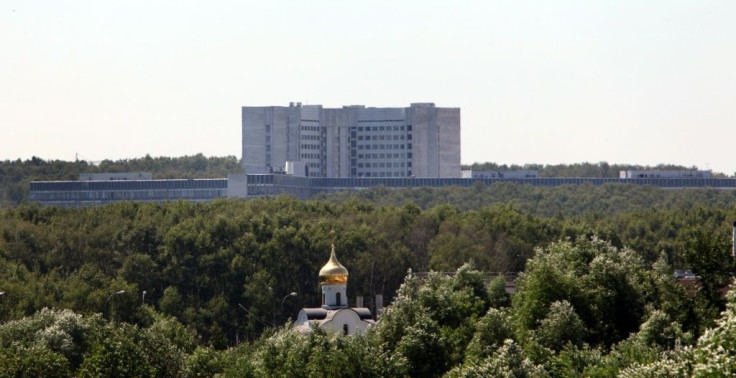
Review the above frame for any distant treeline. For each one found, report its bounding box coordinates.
[0,154,241,206]
[462,161,724,178]
[1,155,727,207]
[318,182,736,218]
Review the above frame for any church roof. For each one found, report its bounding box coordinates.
[302,308,328,320]
[318,244,348,285]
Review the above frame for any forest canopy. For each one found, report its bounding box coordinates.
[2,156,736,375]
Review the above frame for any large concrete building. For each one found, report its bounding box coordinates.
[242,103,461,178]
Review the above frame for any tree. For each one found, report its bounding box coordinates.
[684,228,734,321]
[534,300,585,351]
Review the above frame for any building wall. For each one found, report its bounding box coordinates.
[461,170,538,179]
[29,175,736,207]
[242,105,301,174]
[30,179,228,207]
[227,174,248,198]
[437,107,461,178]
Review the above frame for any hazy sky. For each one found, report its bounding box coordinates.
[2,1,735,174]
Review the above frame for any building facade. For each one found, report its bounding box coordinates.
[461,170,538,179]
[30,174,736,207]
[619,170,712,179]
[30,179,228,207]
[242,103,461,178]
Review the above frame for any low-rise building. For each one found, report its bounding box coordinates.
[619,170,712,179]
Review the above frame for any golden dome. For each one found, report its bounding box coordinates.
[319,244,348,285]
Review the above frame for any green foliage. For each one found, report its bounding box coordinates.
[691,289,736,376]
[3,173,736,374]
[321,182,736,220]
[445,339,548,378]
[684,228,734,322]
[464,307,514,362]
[77,326,155,378]
[513,237,678,347]
[534,300,586,351]
[183,346,225,378]
[0,345,70,378]
[228,327,402,378]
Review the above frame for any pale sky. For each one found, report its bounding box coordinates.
[2,1,735,174]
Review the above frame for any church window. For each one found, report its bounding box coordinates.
[336,292,341,306]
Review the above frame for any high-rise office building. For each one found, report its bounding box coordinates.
[241,103,461,178]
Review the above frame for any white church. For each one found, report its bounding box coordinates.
[293,245,376,335]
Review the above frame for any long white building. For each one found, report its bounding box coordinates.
[241,103,461,178]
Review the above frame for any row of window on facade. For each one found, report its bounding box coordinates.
[352,125,412,132]
[356,134,409,141]
[357,162,409,168]
[301,153,322,159]
[301,144,321,150]
[357,153,409,160]
[355,171,411,178]
[33,189,226,201]
[357,144,411,150]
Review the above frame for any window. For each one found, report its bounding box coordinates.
[343,324,349,335]
[336,292,341,306]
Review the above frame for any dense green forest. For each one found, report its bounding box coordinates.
[1,193,736,375]
[0,154,241,207]
[318,182,736,218]
[3,155,736,375]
